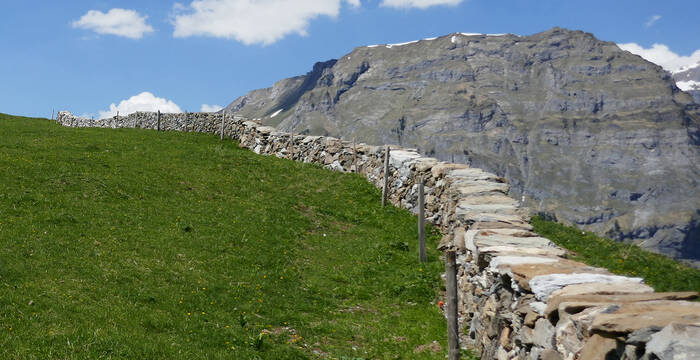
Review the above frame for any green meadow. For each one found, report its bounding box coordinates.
[0,113,465,359]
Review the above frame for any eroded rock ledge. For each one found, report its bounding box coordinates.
[56,111,699,359]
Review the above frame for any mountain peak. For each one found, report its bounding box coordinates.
[224,27,700,265]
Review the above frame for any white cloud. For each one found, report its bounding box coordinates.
[380,0,462,9]
[98,92,182,119]
[72,8,154,39]
[645,15,661,28]
[618,43,700,73]
[172,0,360,45]
[201,104,223,112]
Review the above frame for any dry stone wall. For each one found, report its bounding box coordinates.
[56,111,700,360]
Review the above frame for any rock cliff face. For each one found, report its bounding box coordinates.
[224,27,700,265]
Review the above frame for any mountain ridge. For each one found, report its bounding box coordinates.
[224,27,700,266]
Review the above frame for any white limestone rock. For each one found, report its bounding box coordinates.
[645,323,700,360]
[489,256,559,270]
[529,273,645,301]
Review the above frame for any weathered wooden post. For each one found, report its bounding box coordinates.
[220,111,225,140]
[51,108,54,121]
[157,110,161,131]
[446,251,460,360]
[352,138,358,173]
[381,145,391,207]
[418,176,427,262]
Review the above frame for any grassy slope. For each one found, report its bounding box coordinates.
[0,114,468,359]
[532,216,700,293]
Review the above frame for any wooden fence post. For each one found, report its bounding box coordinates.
[446,251,460,360]
[220,111,225,140]
[418,176,427,262]
[381,145,390,207]
[352,138,358,173]
[51,108,54,121]
[157,110,161,131]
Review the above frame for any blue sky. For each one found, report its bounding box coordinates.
[1,0,699,119]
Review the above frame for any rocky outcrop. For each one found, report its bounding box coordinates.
[56,111,700,359]
[223,27,700,266]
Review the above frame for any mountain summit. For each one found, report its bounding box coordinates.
[224,27,700,265]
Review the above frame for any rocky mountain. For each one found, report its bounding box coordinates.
[673,61,700,103]
[224,27,700,266]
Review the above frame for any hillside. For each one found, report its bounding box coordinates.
[224,27,700,266]
[0,113,455,359]
[673,61,700,103]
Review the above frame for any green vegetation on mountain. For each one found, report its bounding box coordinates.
[0,113,473,359]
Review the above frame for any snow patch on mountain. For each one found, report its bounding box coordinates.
[369,33,516,48]
[673,61,700,75]
[677,80,700,92]
[270,109,283,118]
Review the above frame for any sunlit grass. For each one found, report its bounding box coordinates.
[0,113,472,359]
[532,216,700,293]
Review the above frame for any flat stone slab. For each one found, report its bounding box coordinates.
[578,333,618,360]
[466,230,557,253]
[455,183,510,197]
[301,135,322,143]
[256,126,276,134]
[447,168,505,182]
[471,221,534,231]
[413,158,439,172]
[489,255,560,270]
[529,273,644,301]
[546,292,699,319]
[389,149,422,167]
[548,281,655,299]
[474,228,539,237]
[590,300,700,333]
[479,245,568,258]
[356,143,379,153]
[508,261,611,292]
[242,121,259,127]
[321,137,340,145]
[456,204,519,221]
[430,163,469,178]
[457,195,518,207]
[461,212,529,225]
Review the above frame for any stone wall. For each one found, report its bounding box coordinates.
[56,111,700,360]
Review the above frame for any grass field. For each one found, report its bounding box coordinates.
[532,216,700,293]
[0,113,468,359]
